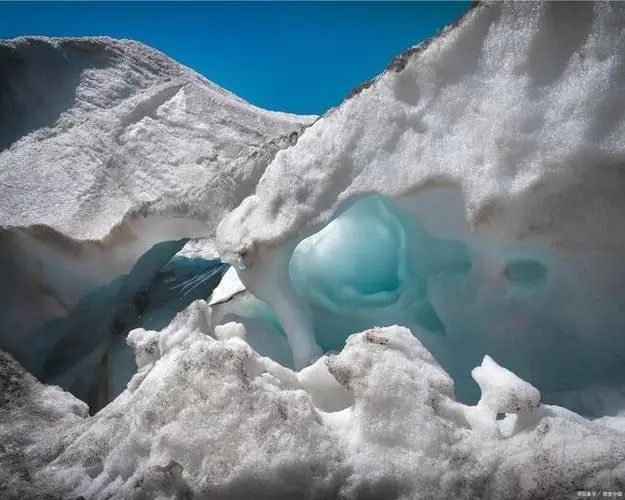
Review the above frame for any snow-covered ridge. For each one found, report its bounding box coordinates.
[218,1,625,256]
[0,36,314,241]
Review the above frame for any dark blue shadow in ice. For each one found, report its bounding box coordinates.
[31,238,228,412]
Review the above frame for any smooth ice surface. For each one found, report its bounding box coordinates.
[285,192,625,411]
[289,194,470,346]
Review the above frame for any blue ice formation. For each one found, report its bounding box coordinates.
[289,195,471,348]
[213,193,625,414]
[28,239,228,411]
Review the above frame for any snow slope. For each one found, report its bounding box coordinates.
[218,1,625,256]
[0,36,314,241]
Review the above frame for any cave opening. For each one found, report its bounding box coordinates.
[216,190,625,417]
[20,239,228,413]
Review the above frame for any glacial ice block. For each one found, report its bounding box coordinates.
[217,1,625,414]
[289,194,470,350]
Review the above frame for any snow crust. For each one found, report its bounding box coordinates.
[209,266,246,306]
[2,313,623,499]
[0,36,314,242]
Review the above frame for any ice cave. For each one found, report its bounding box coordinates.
[2,1,625,499]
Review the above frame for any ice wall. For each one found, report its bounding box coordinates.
[2,238,228,412]
[217,2,625,414]
[290,192,625,412]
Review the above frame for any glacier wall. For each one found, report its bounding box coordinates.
[2,3,625,497]
[287,192,625,413]
[217,2,625,416]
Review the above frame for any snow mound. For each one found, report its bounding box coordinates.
[2,315,623,499]
[472,354,541,415]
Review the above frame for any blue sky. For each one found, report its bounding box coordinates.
[0,2,470,115]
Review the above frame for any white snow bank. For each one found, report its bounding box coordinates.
[0,36,314,242]
[0,350,88,498]
[3,316,623,498]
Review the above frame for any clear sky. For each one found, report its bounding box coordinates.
[0,1,471,115]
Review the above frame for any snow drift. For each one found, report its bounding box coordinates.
[1,306,623,499]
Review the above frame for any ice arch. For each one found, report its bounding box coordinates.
[214,1,625,416]
[218,191,625,415]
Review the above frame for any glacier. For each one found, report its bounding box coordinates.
[2,1,625,498]
[0,35,312,412]
[217,1,625,415]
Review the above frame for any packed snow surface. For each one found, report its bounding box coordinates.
[0,36,314,241]
[218,1,625,255]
